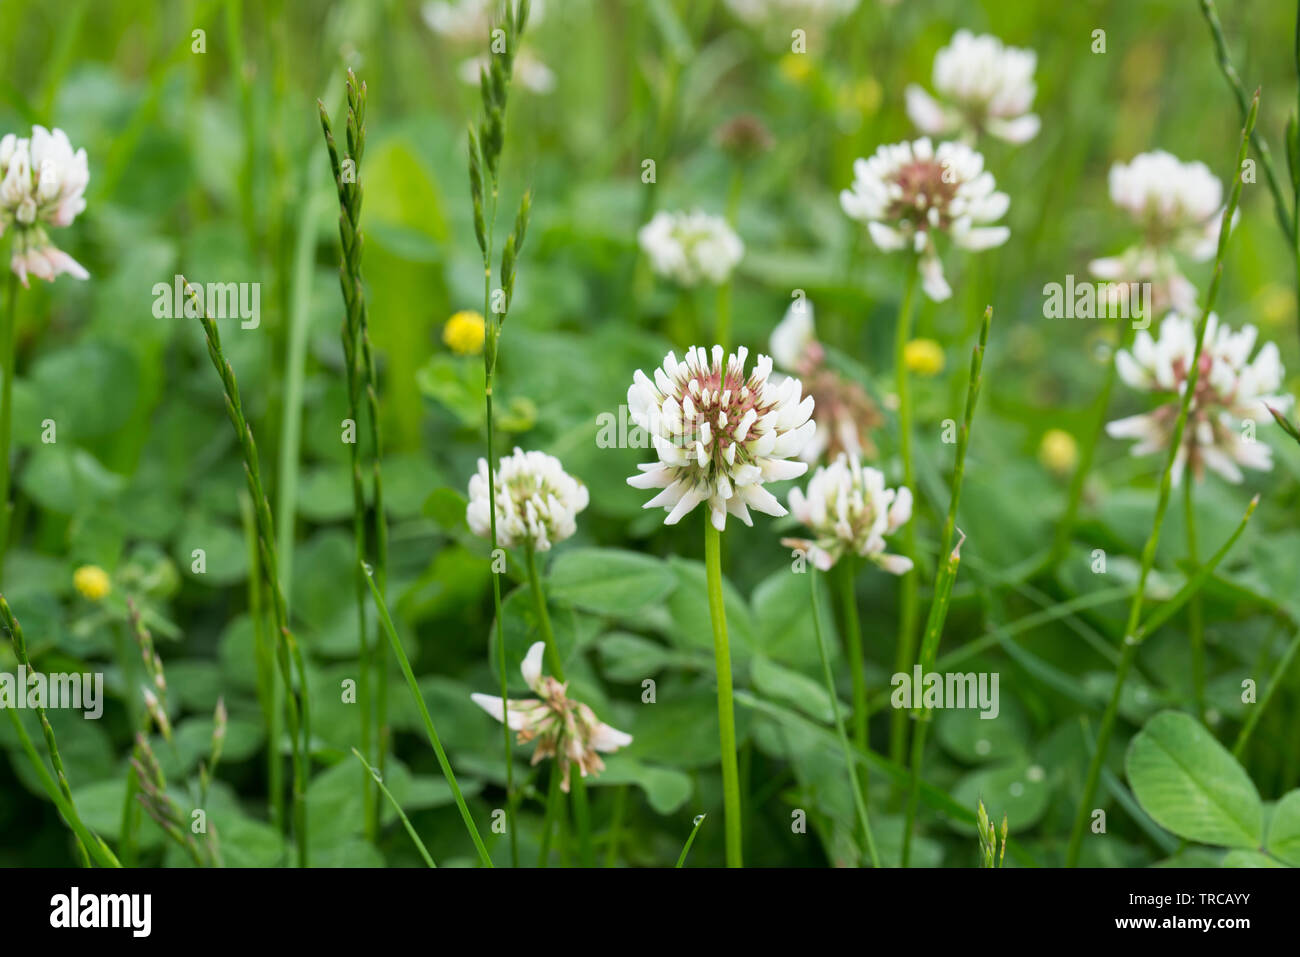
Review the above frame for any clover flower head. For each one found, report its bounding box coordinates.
[467,447,589,550]
[0,127,89,286]
[443,309,486,355]
[422,0,547,43]
[1089,151,1231,315]
[1106,312,1293,484]
[73,564,111,601]
[472,641,632,791]
[627,344,815,530]
[723,0,858,25]
[769,300,881,464]
[840,137,1009,302]
[906,30,1040,144]
[638,210,744,287]
[782,454,913,573]
[456,50,556,94]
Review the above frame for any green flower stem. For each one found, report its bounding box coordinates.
[836,556,868,752]
[538,762,563,867]
[1184,478,1206,720]
[364,562,494,867]
[715,279,733,352]
[0,267,16,586]
[184,278,310,866]
[1049,323,1134,568]
[524,543,563,678]
[888,264,920,768]
[810,568,880,866]
[704,519,743,867]
[352,749,435,868]
[901,306,989,866]
[2,596,94,867]
[675,813,707,868]
[1065,95,1256,867]
[522,541,593,865]
[604,783,628,867]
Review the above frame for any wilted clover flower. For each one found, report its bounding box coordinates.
[1107,313,1293,484]
[0,127,89,286]
[627,344,815,530]
[466,447,589,550]
[906,30,1040,144]
[769,300,881,464]
[1089,151,1230,316]
[472,641,631,791]
[638,210,744,287]
[782,454,913,573]
[840,137,1009,302]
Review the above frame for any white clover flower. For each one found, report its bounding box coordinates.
[1106,312,1293,484]
[638,210,744,287]
[466,447,589,551]
[1089,151,1230,316]
[457,50,555,94]
[627,344,815,530]
[723,0,858,24]
[906,30,1040,145]
[769,300,881,464]
[782,454,912,572]
[422,0,546,42]
[840,137,1009,302]
[472,641,632,792]
[0,127,90,286]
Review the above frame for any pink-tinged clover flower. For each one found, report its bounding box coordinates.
[1089,151,1231,316]
[840,137,1009,302]
[1106,312,1293,484]
[627,344,815,530]
[0,127,90,286]
[472,642,631,791]
[782,454,913,572]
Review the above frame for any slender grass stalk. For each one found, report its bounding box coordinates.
[240,490,282,830]
[675,813,707,867]
[1184,478,1206,720]
[1,596,93,866]
[363,562,494,867]
[468,0,534,867]
[1233,623,1300,757]
[0,267,17,586]
[1134,495,1257,642]
[900,306,990,866]
[888,264,921,768]
[836,556,868,751]
[1049,323,1135,567]
[704,519,742,867]
[4,706,118,867]
[319,72,386,842]
[809,568,879,867]
[1065,95,1257,866]
[352,749,435,868]
[1200,1,1294,243]
[183,277,310,866]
